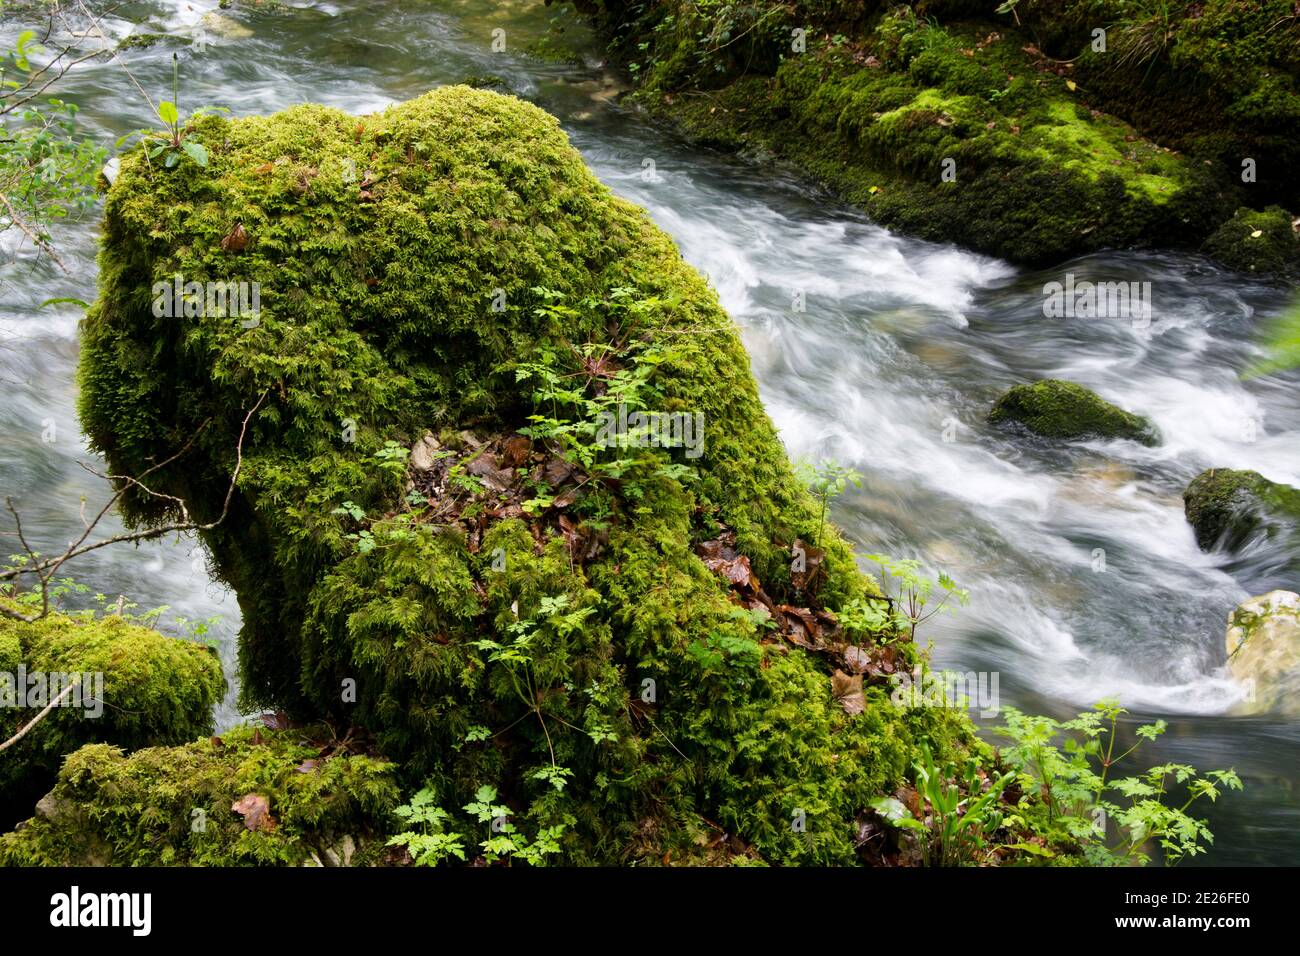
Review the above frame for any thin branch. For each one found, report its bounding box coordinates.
[0,191,70,273]
[0,680,78,752]
[1,394,266,590]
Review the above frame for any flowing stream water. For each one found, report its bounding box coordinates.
[2,0,1297,864]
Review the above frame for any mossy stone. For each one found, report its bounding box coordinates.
[989,379,1159,445]
[1201,206,1300,276]
[0,726,398,866]
[75,86,985,864]
[1183,469,1300,553]
[0,607,225,822]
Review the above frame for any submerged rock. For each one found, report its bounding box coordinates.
[71,86,981,864]
[989,379,1158,445]
[1226,590,1300,716]
[1183,468,1300,553]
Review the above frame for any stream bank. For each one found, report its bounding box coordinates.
[573,0,1300,272]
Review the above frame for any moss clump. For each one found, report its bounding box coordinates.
[1183,469,1300,553]
[985,0,1300,213]
[73,85,998,864]
[989,379,1159,445]
[0,726,399,866]
[1201,206,1300,275]
[116,33,173,51]
[0,608,225,821]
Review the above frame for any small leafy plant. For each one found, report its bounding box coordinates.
[513,288,700,505]
[870,744,1015,866]
[386,787,467,866]
[861,554,968,643]
[995,699,1243,865]
[120,55,220,170]
[388,783,569,866]
[795,458,861,549]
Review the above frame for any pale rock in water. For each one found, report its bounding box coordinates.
[1226,590,1300,715]
[199,13,254,40]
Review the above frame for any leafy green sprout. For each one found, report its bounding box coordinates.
[115,54,222,170]
[795,458,862,549]
[994,698,1243,865]
[388,784,569,866]
[513,289,699,503]
[470,594,606,767]
[145,55,209,168]
[861,554,968,643]
[870,744,1015,866]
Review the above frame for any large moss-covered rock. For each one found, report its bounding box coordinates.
[0,726,399,866]
[989,379,1158,445]
[1225,590,1300,716]
[1183,469,1300,552]
[75,86,984,864]
[0,608,225,821]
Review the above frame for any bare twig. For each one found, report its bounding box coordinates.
[1,394,267,618]
[0,191,70,273]
[0,680,78,752]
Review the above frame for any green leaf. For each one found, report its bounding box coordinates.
[869,796,925,830]
[181,141,209,167]
[158,101,179,126]
[1002,841,1055,858]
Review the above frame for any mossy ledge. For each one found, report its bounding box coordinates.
[989,379,1158,445]
[0,726,398,866]
[66,85,1021,865]
[0,607,225,826]
[573,0,1296,271]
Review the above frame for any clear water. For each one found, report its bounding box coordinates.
[2,0,1296,864]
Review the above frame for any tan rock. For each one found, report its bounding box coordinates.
[409,432,442,471]
[1226,590,1300,715]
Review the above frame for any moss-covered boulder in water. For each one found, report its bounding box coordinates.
[0,726,399,865]
[75,86,984,864]
[0,608,225,820]
[989,380,1158,445]
[1200,206,1300,276]
[1183,469,1300,553]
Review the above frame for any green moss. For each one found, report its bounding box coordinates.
[0,608,225,820]
[1201,206,1300,275]
[459,73,509,90]
[1183,468,1300,552]
[0,726,399,866]
[0,632,18,675]
[989,379,1159,445]
[576,0,1284,264]
[116,33,173,51]
[72,86,998,864]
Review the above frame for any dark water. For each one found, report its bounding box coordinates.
[1,0,1296,864]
